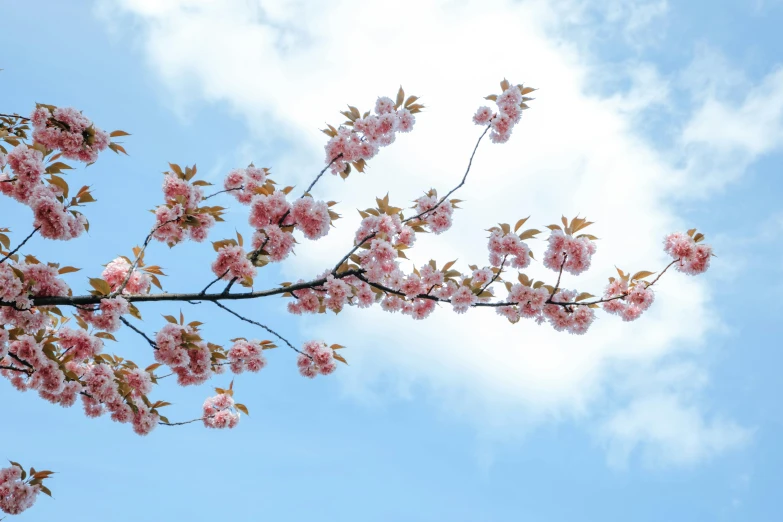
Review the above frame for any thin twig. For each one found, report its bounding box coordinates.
[0,227,40,264]
[212,301,304,355]
[200,269,230,296]
[0,113,30,121]
[159,417,203,426]
[203,186,243,201]
[120,317,157,349]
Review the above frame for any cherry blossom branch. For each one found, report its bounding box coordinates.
[199,269,230,296]
[119,317,157,349]
[0,113,30,121]
[203,186,243,201]
[159,417,203,426]
[0,227,40,264]
[0,365,31,374]
[546,258,682,308]
[550,254,567,297]
[404,124,491,224]
[479,255,507,294]
[333,125,491,275]
[303,153,342,197]
[212,301,304,355]
[111,219,178,296]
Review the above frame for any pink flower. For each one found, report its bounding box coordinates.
[291,197,331,240]
[0,465,40,515]
[58,327,103,362]
[211,245,256,282]
[473,106,494,125]
[450,285,477,314]
[78,297,129,332]
[102,257,151,295]
[298,341,336,377]
[203,393,240,429]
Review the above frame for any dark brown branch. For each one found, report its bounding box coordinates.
[200,269,230,296]
[478,255,507,295]
[120,317,157,349]
[332,126,492,275]
[403,124,491,224]
[25,269,363,307]
[159,417,203,426]
[213,301,304,355]
[0,365,31,374]
[304,154,342,196]
[550,254,567,297]
[112,219,178,296]
[0,227,40,264]
[203,186,242,201]
[0,113,30,121]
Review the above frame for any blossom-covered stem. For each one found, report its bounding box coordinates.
[7,352,33,369]
[0,227,40,264]
[0,364,30,373]
[647,258,680,286]
[199,269,230,296]
[479,255,507,294]
[222,278,238,294]
[159,417,203,426]
[332,232,376,274]
[550,254,567,297]
[547,259,682,308]
[203,186,243,201]
[212,301,304,356]
[0,113,30,121]
[403,124,491,224]
[119,317,157,349]
[303,153,342,197]
[112,219,178,296]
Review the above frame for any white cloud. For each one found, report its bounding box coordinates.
[98,0,774,466]
[600,394,753,468]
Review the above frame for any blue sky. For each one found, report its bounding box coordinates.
[1,0,782,520]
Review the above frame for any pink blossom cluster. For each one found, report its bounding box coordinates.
[223,166,267,204]
[31,106,110,163]
[102,257,151,295]
[211,245,256,282]
[154,323,213,386]
[2,335,68,400]
[473,85,527,143]
[0,262,68,334]
[0,145,44,203]
[286,274,375,315]
[81,362,158,435]
[58,327,104,361]
[497,284,551,323]
[202,393,240,429]
[0,146,87,240]
[152,172,214,246]
[246,191,332,261]
[542,290,596,334]
[354,213,415,248]
[450,284,478,313]
[227,339,267,374]
[602,279,655,321]
[414,195,453,234]
[325,96,415,175]
[664,232,712,275]
[0,466,39,515]
[543,230,596,275]
[77,297,129,333]
[488,229,532,269]
[291,197,331,240]
[297,340,336,378]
